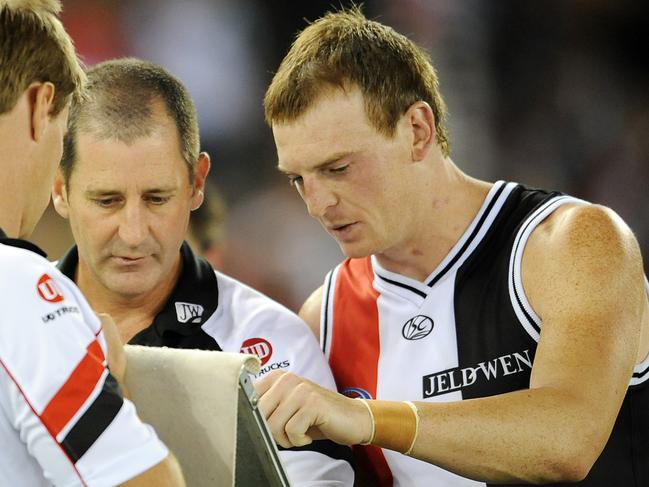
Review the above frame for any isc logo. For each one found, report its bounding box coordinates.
[37,274,65,303]
[240,337,273,366]
[402,315,434,340]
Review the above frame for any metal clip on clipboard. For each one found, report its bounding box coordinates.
[235,369,291,486]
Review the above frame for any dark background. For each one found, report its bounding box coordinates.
[33,0,649,310]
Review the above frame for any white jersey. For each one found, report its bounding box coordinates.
[56,242,355,486]
[1,236,168,486]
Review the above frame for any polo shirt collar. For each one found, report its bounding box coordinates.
[56,241,219,338]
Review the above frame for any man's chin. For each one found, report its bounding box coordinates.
[104,274,155,299]
[338,241,374,260]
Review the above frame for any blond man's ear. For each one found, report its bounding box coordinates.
[51,169,70,219]
[29,81,57,142]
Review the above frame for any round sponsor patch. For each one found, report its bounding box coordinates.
[402,315,434,340]
[37,274,65,303]
[240,337,273,366]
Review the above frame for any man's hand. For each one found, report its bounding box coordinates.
[255,371,373,448]
[97,313,126,385]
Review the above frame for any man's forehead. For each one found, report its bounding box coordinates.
[274,114,375,173]
[76,121,169,147]
[291,87,366,126]
[274,88,374,140]
[75,122,186,163]
[71,132,186,181]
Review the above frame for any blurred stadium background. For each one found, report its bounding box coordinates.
[33,0,649,311]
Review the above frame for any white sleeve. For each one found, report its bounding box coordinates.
[0,248,168,486]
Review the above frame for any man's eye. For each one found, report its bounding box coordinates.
[147,196,170,205]
[95,198,117,207]
[330,164,349,174]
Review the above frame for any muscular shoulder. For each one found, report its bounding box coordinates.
[523,204,645,322]
[527,204,641,274]
[533,204,636,251]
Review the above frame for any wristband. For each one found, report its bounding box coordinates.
[358,399,419,454]
[403,401,420,455]
[357,398,375,445]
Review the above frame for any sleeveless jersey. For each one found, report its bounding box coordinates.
[321,181,649,487]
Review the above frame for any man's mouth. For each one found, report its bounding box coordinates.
[328,222,357,237]
[112,255,146,265]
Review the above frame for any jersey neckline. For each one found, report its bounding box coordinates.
[371,181,518,299]
[56,242,220,338]
[0,227,47,257]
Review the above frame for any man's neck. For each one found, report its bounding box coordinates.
[375,165,492,282]
[76,257,182,344]
[0,194,24,239]
[0,126,30,240]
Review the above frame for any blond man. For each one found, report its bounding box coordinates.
[0,1,183,485]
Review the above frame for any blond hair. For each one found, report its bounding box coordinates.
[0,0,85,115]
[264,7,450,156]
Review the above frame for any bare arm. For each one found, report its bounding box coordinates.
[298,285,324,340]
[258,204,647,483]
[406,205,645,482]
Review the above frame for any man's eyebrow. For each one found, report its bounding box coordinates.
[141,187,177,193]
[277,151,354,174]
[84,187,176,197]
[84,189,121,197]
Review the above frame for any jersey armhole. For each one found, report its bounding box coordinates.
[507,195,587,342]
[321,267,339,359]
[630,277,649,387]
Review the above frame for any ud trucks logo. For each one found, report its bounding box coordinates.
[402,315,434,340]
[37,274,64,303]
[174,302,204,324]
[240,337,273,366]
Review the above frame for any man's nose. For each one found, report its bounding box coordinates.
[118,202,148,247]
[302,177,337,219]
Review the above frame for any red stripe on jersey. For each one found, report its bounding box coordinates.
[330,257,393,486]
[41,339,106,438]
[1,358,88,485]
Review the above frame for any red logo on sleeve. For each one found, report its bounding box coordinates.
[37,274,65,303]
[240,337,273,366]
